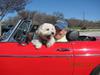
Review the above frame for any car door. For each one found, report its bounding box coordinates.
[0,42,74,75]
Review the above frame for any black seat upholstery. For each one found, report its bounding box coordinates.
[66,30,79,41]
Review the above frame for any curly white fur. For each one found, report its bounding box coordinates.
[31,23,56,48]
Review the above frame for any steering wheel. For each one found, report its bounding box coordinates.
[14,30,29,46]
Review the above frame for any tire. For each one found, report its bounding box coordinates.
[91,66,100,75]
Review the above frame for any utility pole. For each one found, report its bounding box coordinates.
[83,11,85,25]
[83,11,85,22]
[0,22,2,36]
[82,11,86,29]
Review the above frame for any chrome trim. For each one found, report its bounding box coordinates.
[75,54,100,57]
[0,54,73,58]
[0,54,100,58]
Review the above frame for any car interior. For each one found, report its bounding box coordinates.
[0,19,97,44]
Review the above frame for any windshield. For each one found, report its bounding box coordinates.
[0,26,14,41]
[17,20,31,32]
[0,19,32,42]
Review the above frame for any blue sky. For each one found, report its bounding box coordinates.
[5,0,100,21]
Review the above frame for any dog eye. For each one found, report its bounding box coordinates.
[46,29,49,31]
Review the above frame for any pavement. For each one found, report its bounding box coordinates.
[80,31,100,36]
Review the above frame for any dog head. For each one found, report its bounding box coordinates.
[36,23,56,40]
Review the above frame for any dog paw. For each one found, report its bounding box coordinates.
[31,40,42,48]
[47,43,52,47]
[35,44,42,48]
[47,42,54,47]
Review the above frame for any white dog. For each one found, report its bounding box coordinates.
[31,23,56,48]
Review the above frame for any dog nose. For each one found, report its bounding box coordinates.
[52,32,54,35]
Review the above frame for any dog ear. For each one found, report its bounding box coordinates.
[35,25,42,35]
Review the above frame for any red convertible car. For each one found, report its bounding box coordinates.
[0,19,100,75]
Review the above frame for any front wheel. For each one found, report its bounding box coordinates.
[91,66,100,75]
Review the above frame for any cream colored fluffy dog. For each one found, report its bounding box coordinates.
[31,23,56,48]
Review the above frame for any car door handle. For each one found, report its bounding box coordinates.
[57,48,70,52]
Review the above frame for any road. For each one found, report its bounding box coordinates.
[80,31,100,36]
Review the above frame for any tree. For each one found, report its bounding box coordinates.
[0,0,31,21]
[53,12,64,20]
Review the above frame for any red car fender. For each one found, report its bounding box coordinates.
[72,41,100,75]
